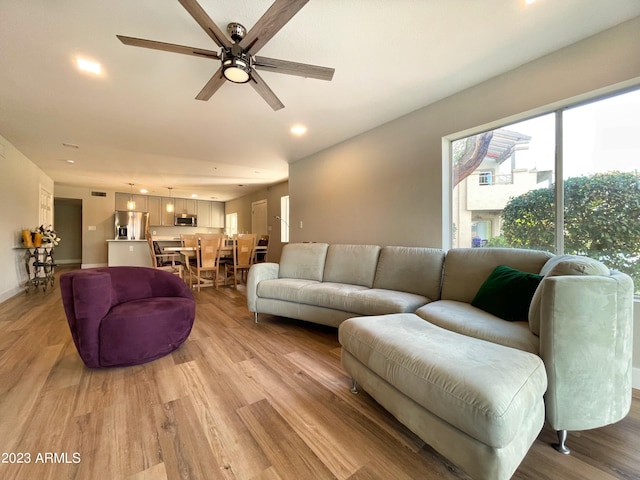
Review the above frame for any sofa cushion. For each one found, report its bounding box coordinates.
[297,282,369,311]
[323,244,381,287]
[347,289,430,316]
[441,248,552,303]
[416,300,540,354]
[256,278,321,303]
[471,265,543,321]
[278,243,329,281]
[528,254,611,335]
[373,246,445,299]
[294,283,429,316]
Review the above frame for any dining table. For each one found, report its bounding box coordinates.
[163,243,267,288]
[163,244,267,258]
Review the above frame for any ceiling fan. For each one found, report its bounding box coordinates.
[117,0,334,111]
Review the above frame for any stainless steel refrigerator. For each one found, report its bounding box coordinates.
[114,211,149,240]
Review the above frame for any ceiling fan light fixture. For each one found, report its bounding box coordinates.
[222,51,251,84]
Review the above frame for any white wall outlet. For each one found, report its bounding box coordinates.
[299,221,303,229]
[88,225,96,231]
[129,246,134,252]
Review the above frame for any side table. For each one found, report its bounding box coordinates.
[24,246,57,292]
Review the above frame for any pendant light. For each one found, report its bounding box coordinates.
[127,183,136,210]
[166,187,174,213]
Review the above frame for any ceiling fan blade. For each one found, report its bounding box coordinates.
[178,0,232,49]
[254,56,334,81]
[240,0,309,55]
[117,35,219,59]
[249,70,284,111]
[195,67,226,101]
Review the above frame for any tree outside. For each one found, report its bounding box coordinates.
[500,171,640,294]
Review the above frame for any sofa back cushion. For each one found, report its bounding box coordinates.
[441,248,553,303]
[278,243,329,281]
[373,246,445,299]
[528,254,611,335]
[323,244,381,287]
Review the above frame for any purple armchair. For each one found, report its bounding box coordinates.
[60,266,195,368]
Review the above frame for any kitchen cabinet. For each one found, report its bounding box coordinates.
[161,198,175,226]
[196,200,211,227]
[148,196,162,226]
[117,193,219,227]
[211,202,224,228]
[196,200,225,228]
[115,193,148,212]
[172,198,196,216]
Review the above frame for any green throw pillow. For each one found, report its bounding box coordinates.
[471,265,543,321]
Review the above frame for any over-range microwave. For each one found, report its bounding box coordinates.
[174,214,197,227]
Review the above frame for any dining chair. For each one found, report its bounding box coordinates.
[255,234,269,263]
[180,234,198,286]
[228,234,257,288]
[192,234,225,291]
[147,236,183,278]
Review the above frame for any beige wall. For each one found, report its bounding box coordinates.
[225,181,289,263]
[289,17,640,381]
[290,16,640,248]
[0,135,55,301]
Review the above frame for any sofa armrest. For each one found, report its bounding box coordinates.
[538,272,634,432]
[247,262,280,312]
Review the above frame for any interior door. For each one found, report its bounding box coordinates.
[251,200,268,236]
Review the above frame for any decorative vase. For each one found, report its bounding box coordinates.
[33,233,42,247]
[22,229,34,247]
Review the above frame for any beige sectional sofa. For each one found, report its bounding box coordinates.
[247,243,634,480]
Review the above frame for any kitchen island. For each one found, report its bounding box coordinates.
[107,239,153,267]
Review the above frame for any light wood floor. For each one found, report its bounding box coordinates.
[1,266,639,480]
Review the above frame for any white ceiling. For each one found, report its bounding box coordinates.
[1,1,639,201]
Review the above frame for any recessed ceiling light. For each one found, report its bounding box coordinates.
[291,124,307,136]
[524,0,536,4]
[76,57,102,75]
[140,189,148,194]
[191,194,198,198]
[65,159,75,164]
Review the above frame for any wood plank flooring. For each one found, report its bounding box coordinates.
[0,266,639,480]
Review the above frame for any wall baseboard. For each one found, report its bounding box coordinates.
[81,263,108,269]
[0,286,24,304]
[633,367,640,390]
[56,259,82,264]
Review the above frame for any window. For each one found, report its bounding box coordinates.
[225,212,238,236]
[280,195,290,243]
[450,88,640,294]
[478,172,493,186]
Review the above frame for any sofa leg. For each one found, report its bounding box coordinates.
[553,430,571,455]
[254,312,258,324]
[350,379,359,394]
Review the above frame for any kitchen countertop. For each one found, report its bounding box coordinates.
[106,239,148,242]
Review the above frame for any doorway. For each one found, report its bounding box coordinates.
[251,200,268,236]
[54,198,82,265]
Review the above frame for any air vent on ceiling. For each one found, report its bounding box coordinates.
[91,191,107,197]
